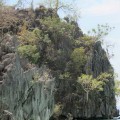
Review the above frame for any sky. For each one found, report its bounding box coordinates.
[6,0,120,109]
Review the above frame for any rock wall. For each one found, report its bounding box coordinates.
[0,36,54,120]
[53,42,117,119]
[84,41,116,118]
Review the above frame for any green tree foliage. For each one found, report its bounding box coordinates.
[97,72,112,82]
[88,24,114,43]
[77,73,111,101]
[53,104,63,119]
[77,74,104,101]
[19,30,37,44]
[33,28,51,44]
[18,45,40,64]
[40,17,75,69]
[71,47,87,73]
[75,35,95,49]
[18,17,75,68]
[18,23,41,64]
[59,72,71,80]
[114,80,120,96]
[81,36,95,47]
[41,17,74,44]
[33,28,43,40]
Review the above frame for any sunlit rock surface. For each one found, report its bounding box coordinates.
[0,36,54,120]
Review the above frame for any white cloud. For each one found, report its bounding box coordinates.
[82,0,120,16]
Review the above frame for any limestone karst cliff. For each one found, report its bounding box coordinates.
[0,5,118,120]
[52,42,117,119]
[0,35,54,120]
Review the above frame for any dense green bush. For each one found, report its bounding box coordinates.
[18,24,41,44]
[18,24,41,64]
[74,35,95,50]
[77,73,111,101]
[33,28,43,41]
[18,45,40,64]
[40,17,74,45]
[114,80,120,96]
[71,47,87,73]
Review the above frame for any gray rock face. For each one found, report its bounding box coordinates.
[54,41,117,119]
[0,35,55,120]
[0,63,4,72]
[86,41,117,118]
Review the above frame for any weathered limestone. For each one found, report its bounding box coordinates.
[0,35,55,120]
[54,41,117,119]
[0,54,54,120]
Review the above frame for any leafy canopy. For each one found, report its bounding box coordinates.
[71,47,87,73]
[41,17,75,43]
[18,45,40,64]
[18,23,41,44]
[18,23,41,64]
[77,73,111,101]
[78,74,104,92]
[114,80,120,96]
[88,24,114,43]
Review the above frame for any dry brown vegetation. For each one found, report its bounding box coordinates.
[0,6,18,31]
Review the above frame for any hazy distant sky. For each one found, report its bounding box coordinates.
[6,0,120,109]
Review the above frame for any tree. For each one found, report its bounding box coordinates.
[18,45,40,64]
[18,23,41,64]
[77,74,104,101]
[114,80,120,96]
[77,73,111,101]
[41,0,68,11]
[18,22,38,44]
[40,16,74,41]
[71,47,87,73]
[88,24,114,43]
[97,72,112,82]
[52,104,63,120]
[87,24,115,60]
[40,0,80,20]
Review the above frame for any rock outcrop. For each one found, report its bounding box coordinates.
[0,36,55,120]
[53,42,117,119]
